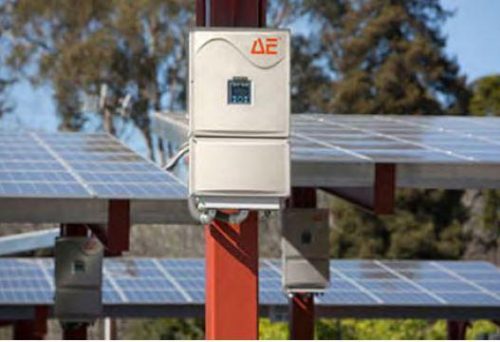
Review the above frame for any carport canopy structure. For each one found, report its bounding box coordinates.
[155,113,500,215]
[0,258,498,321]
[0,131,190,225]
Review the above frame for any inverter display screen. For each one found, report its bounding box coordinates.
[228,77,252,104]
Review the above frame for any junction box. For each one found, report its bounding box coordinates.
[282,209,330,292]
[54,237,103,323]
[189,28,291,210]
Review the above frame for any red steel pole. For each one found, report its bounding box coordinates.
[290,293,315,340]
[13,306,48,340]
[197,0,266,339]
[288,188,317,340]
[205,212,259,339]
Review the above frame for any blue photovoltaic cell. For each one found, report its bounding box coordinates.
[435,261,499,272]
[123,290,185,303]
[0,258,498,311]
[374,292,440,305]
[453,272,500,282]
[358,280,420,292]
[328,280,357,291]
[114,278,176,291]
[260,290,288,305]
[186,290,205,303]
[103,290,122,304]
[398,270,456,281]
[438,293,500,306]
[0,132,187,200]
[338,270,398,280]
[477,282,500,292]
[318,291,377,305]
[417,281,478,293]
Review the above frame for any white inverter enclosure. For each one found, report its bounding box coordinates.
[189,28,291,211]
[189,28,290,137]
[190,138,290,209]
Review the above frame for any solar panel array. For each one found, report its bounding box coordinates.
[292,115,500,164]
[153,112,500,165]
[0,132,186,200]
[0,258,498,309]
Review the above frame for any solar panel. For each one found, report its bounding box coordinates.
[0,258,498,321]
[0,132,187,200]
[0,131,190,224]
[154,113,500,189]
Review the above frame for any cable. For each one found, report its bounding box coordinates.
[163,142,189,171]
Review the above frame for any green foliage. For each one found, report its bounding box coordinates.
[259,319,499,340]
[259,319,288,340]
[317,319,448,340]
[470,75,500,116]
[302,0,470,115]
[331,190,467,260]
[466,320,499,339]
[126,318,204,340]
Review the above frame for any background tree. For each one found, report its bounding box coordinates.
[293,0,472,260]
[463,74,500,264]
[470,75,500,116]
[3,0,192,158]
[302,0,470,115]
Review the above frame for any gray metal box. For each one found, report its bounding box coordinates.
[282,209,330,292]
[54,237,103,323]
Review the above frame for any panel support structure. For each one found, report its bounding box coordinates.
[205,212,259,339]
[289,293,315,340]
[288,187,317,340]
[106,200,131,256]
[13,306,48,340]
[447,321,469,340]
[323,163,395,215]
[197,0,265,339]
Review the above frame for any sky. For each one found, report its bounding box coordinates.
[3,0,500,151]
[441,0,500,80]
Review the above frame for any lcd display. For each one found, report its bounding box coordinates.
[228,77,252,104]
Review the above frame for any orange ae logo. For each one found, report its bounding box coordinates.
[251,37,279,55]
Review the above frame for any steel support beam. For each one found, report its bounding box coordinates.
[289,294,315,340]
[288,187,317,340]
[447,320,469,340]
[13,306,48,340]
[205,212,259,339]
[323,163,396,215]
[197,1,265,339]
[105,200,131,256]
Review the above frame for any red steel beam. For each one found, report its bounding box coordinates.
[197,0,267,27]
[447,321,469,340]
[63,324,88,340]
[105,200,130,256]
[289,293,315,340]
[205,212,259,339]
[60,224,88,237]
[197,0,264,339]
[288,188,317,339]
[322,163,396,215]
[13,306,48,340]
